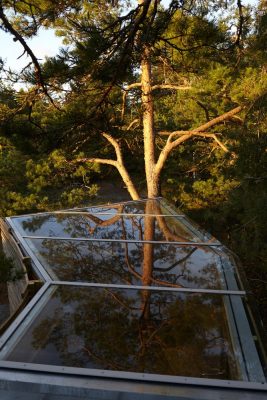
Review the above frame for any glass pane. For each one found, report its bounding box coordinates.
[25,239,225,289]
[11,212,200,242]
[74,199,172,215]
[4,286,244,381]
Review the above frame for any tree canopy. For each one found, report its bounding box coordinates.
[0,0,267,326]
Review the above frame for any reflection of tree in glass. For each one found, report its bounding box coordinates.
[26,286,239,380]
[11,200,236,378]
[29,200,220,289]
[20,200,193,241]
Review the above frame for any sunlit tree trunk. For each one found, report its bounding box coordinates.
[140,1,160,198]
[141,45,160,198]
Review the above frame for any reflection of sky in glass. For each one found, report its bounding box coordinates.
[11,199,217,244]
[5,286,241,381]
[25,239,223,289]
[12,212,199,242]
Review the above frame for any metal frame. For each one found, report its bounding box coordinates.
[4,220,52,282]
[20,235,222,246]
[1,198,266,396]
[0,359,266,390]
[7,198,156,219]
[160,198,216,242]
[0,282,266,390]
[0,282,51,349]
[52,211,186,217]
[43,280,248,295]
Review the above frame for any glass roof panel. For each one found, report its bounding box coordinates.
[11,212,201,242]
[2,285,247,381]
[25,239,225,289]
[56,199,177,215]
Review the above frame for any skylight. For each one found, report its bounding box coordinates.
[0,198,266,399]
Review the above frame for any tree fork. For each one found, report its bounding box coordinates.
[75,133,140,200]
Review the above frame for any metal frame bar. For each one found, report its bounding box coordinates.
[7,198,157,219]
[230,295,266,382]
[0,360,266,390]
[160,198,215,243]
[21,236,221,246]
[53,212,185,217]
[48,280,246,295]
[5,219,52,282]
[0,282,51,349]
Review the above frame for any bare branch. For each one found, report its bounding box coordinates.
[74,157,118,167]
[74,132,140,200]
[196,100,210,121]
[127,118,139,130]
[121,83,141,120]
[125,83,142,90]
[194,133,229,153]
[155,106,243,178]
[151,84,191,91]
[158,130,229,152]
[193,106,243,132]
[101,132,122,164]
[121,80,191,121]
[0,5,60,109]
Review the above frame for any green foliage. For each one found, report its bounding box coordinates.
[0,249,24,283]
[0,0,266,324]
[180,177,239,209]
[6,150,100,214]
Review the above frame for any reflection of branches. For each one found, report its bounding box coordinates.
[123,241,184,288]
[88,208,124,226]
[129,216,144,241]
[156,214,189,242]
[124,242,142,281]
[83,345,123,370]
[103,288,139,311]
[83,205,124,234]
[154,247,197,272]
[137,318,170,359]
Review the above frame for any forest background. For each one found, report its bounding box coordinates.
[0,0,266,330]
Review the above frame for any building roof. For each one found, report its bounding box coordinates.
[0,198,266,399]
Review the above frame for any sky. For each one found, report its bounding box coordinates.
[0,28,63,74]
[0,0,258,75]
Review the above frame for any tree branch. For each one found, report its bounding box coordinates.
[127,118,139,130]
[151,84,191,91]
[121,83,142,120]
[192,106,243,132]
[101,132,123,164]
[75,132,140,200]
[0,4,60,109]
[155,106,243,178]
[121,82,191,120]
[158,131,230,153]
[193,133,230,153]
[74,157,118,167]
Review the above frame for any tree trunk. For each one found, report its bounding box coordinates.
[141,45,160,198]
